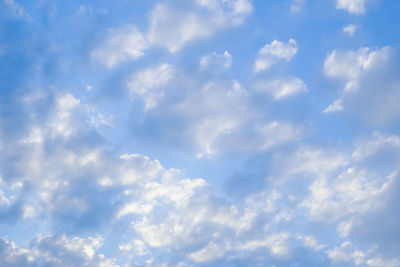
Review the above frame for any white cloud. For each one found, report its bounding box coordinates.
[297,235,326,251]
[290,0,305,13]
[302,166,390,222]
[323,98,343,113]
[0,189,9,205]
[343,24,357,36]
[253,77,307,100]
[254,39,298,72]
[3,89,400,266]
[327,241,400,267]
[171,79,301,157]
[127,63,175,110]
[324,47,370,82]
[92,25,147,67]
[0,235,118,266]
[336,0,366,14]
[92,0,251,66]
[324,46,400,126]
[147,0,252,52]
[200,51,232,70]
[255,121,301,150]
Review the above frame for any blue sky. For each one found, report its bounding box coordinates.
[1,0,400,266]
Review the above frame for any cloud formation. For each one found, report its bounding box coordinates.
[336,0,367,14]
[1,0,400,266]
[254,39,298,72]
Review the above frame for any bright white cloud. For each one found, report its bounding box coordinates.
[0,235,118,266]
[147,0,252,52]
[92,25,147,67]
[324,47,370,82]
[336,0,366,14]
[254,39,298,72]
[253,77,307,100]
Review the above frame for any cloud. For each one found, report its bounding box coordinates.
[2,1,400,266]
[253,77,307,100]
[0,235,118,266]
[254,39,298,72]
[323,46,400,128]
[200,51,232,71]
[1,88,400,266]
[92,0,252,67]
[147,0,252,52]
[336,0,367,14]
[327,241,400,266]
[290,0,305,13]
[172,80,301,157]
[0,89,319,265]
[343,24,357,36]
[127,63,175,110]
[92,25,147,68]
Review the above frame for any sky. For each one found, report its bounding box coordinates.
[0,0,400,266]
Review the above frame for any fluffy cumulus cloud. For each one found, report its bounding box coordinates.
[127,63,175,110]
[336,0,367,14]
[147,0,252,52]
[92,0,251,67]
[253,77,307,100]
[92,25,147,67]
[254,39,298,72]
[0,235,118,266]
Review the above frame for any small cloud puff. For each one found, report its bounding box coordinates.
[92,25,147,68]
[336,0,367,14]
[290,0,305,13]
[254,39,298,73]
[127,63,175,110]
[343,24,357,36]
[253,77,308,100]
[200,51,232,71]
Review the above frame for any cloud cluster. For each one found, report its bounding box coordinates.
[2,0,400,266]
[0,235,118,266]
[1,88,400,266]
[92,0,252,66]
